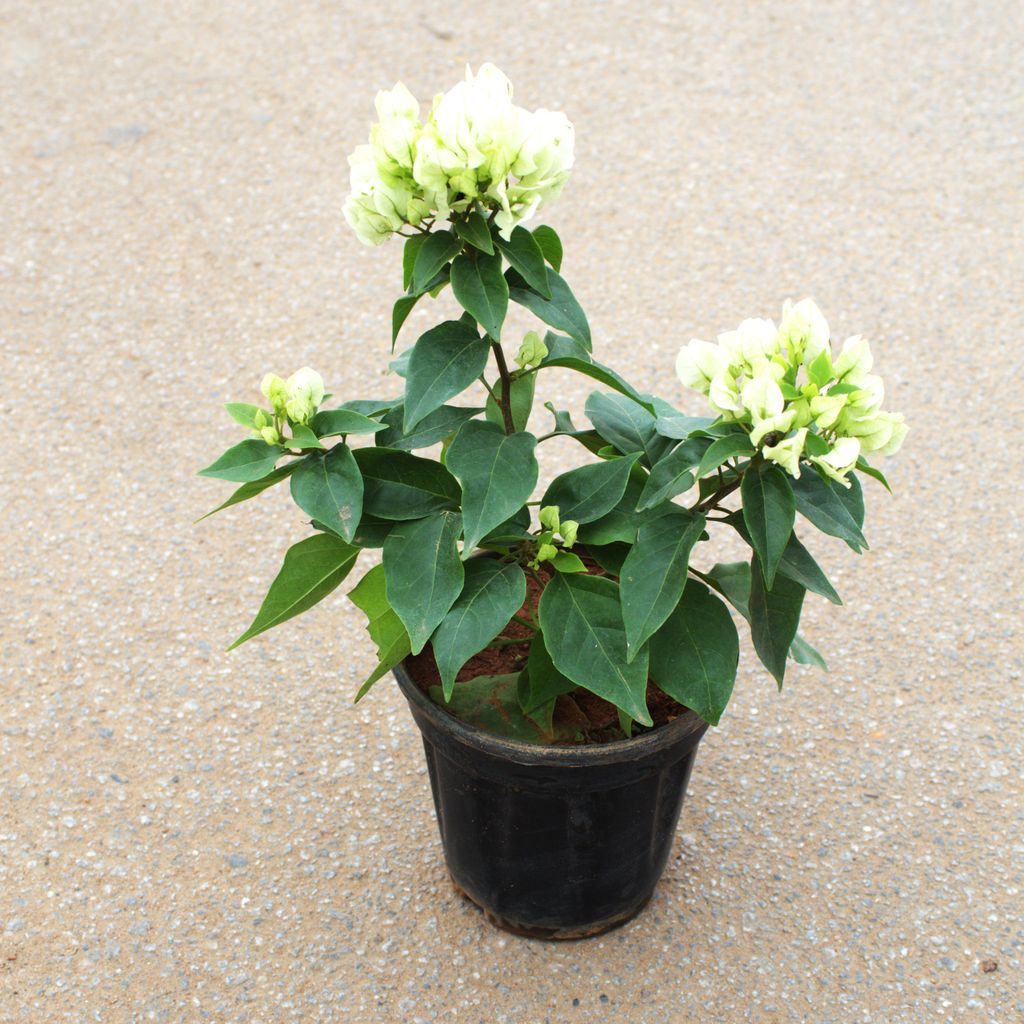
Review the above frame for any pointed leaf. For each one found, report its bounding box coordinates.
[637,438,710,510]
[199,439,282,482]
[537,334,653,411]
[541,454,640,524]
[519,630,577,714]
[649,582,739,726]
[310,408,388,437]
[749,555,805,687]
[403,320,489,431]
[789,632,827,669]
[695,433,756,479]
[224,402,267,429]
[741,461,796,589]
[349,564,412,700]
[704,561,752,620]
[508,268,591,350]
[355,447,461,520]
[377,403,482,451]
[791,470,868,551]
[290,446,363,542]
[392,293,419,347]
[403,234,428,291]
[284,424,325,449]
[432,559,527,698]
[383,512,465,654]
[585,392,672,467]
[856,456,892,493]
[550,551,587,573]
[196,463,296,522]
[445,420,539,553]
[493,225,551,297]
[451,251,509,340]
[530,224,562,272]
[454,210,494,253]
[411,229,461,292]
[229,533,359,649]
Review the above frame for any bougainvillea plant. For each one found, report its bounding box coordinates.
[199,64,906,741]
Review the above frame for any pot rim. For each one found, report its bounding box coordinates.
[393,659,709,768]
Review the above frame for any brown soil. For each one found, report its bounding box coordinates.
[404,555,692,744]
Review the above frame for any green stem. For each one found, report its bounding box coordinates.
[490,341,517,435]
[489,635,534,648]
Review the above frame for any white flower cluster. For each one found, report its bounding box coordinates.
[676,299,906,484]
[343,64,574,246]
[260,367,325,429]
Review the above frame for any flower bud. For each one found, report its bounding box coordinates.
[260,425,281,445]
[514,331,548,370]
[539,505,560,533]
[559,520,579,548]
[261,374,288,414]
[535,542,558,564]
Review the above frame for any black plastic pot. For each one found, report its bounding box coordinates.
[394,661,708,940]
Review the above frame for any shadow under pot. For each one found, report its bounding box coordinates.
[393,660,709,940]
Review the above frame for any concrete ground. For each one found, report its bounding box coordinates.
[2,1,1021,1021]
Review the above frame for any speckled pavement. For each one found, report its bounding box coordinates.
[2,2,1021,1021]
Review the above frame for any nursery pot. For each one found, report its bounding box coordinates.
[394,661,709,940]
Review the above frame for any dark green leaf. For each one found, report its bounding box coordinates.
[285,424,325,449]
[349,564,412,700]
[576,471,679,546]
[508,268,591,350]
[803,431,831,457]
[653,409,718,440]
[445,420,539,553]
[493,225,551,297]
[229,533,358,649]
[195,463,296,522]
[350,512,397,548]
[530,224,563,272]
[310,408,388,437]
[412,229,461,292]
[519,630,576,714]
[789,632,827,669]
[451,251,509,340]
[585,542,630,576]
[538,573,651,725]
[289,446,363,543]
[485,372,535,432]
[537,334,653,410]
[704,561,751,620]
[383,511,464,654]
[838,472,866,529]
[355,447,461,520]
[454,211,494,254]
[637,439,710,510]
[695,432,756,479]
[540,400,608,454]
[649,582,739,726]
[377,403,482,451]
[224,402,266,428]
[741,461,796,588]
[199,439,282,482]
[856,455,892,493]
[336,398,399,417]
[749,555,805,687]
[620,509,707,659]
[541,454,640,524]
[791,470,868,552]
[392,294,419,347]
[403,234,428,291]
[403,320,489,431]
[432,559,527,698]
[585,392,672,467]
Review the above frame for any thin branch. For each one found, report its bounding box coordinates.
[490,342,517,435]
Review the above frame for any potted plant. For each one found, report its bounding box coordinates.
[199,64,907,939]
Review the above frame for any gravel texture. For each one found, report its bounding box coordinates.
[1,2,1021,1021]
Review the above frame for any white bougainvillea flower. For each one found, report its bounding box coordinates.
[718,318,779,370]
[741,374,785,423]
[810,436,861,485]
[809,392,849,430]
[779,298,830,364]
[833,334,873,383]
[283,367,325,425]
[763,428,808,478]
[676,339,730,394]
[708,370,743,416]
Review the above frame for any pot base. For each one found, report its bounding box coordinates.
[451,878,650,941]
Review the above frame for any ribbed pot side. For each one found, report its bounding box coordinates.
[393,661,709,940]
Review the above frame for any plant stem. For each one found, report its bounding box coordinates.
[489,635,533,648]
[490,341,517,435]
[478,375,500,404]
[511,613,537,631]
[692,475,743,514]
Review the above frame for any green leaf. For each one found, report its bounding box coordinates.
[429,673,575,744]
[355,447,461,520]
[536,334,653,411]
[741,461,796,589]
[653,409,718,440]
[199,439,282,482]
[485,371,535,432]
[454,211,494,254]
[377,403,481,451]
[807,350,834,388]
[838,472,866,529]
[392,294,419,347]
[550,551,587,573]
[383,511,465,654]
[541,454,640,524]
[508,268,591,350]
[649,582,739,726]
[432,559,527,698]
[585,392,672,467]
[726,514,841,605]
[493,225,551,297]
[855,455,892,493]
[585,541,630,576]
[530,224,562,272]
[229,533,359,649]
[403,234,428,291]
[349,564,412,700]
[310,408,388,437]
[286,424,325,449]
[791,470,868,552]
[195,463,296,522]
[803,431,830,457]
[336,398,399,417]
[748,555,805,688]
[403,320,489,431]
[695,432,756,479]
[538,573,651,725]
[224,402,267,429]
[519,630,577,714]
[445,420,539,553]
[451,251,509,340]
[637,438,710,510]
[620,509,707,660]
[289,446,363,543]
[350,512,396,548]
[411,229,461,292]
[704,561,752,620]
[540,401,606,454]
[576,471,679,546]
[789,632,827,670]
